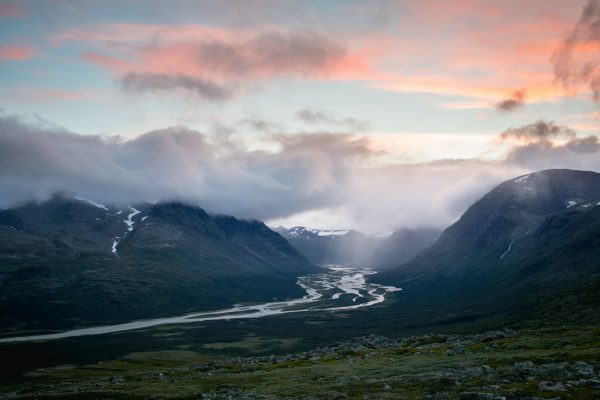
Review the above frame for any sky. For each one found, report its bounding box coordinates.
[1,0,600,233]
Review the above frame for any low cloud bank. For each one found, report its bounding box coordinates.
[1,113,599,232]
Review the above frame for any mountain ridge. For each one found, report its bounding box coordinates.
[0,195,317,331]
[373,168,600,323]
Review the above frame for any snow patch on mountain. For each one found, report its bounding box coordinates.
[112,206,141,256]
[111,239,119,255]
[124,206,141,231]
[500,239,515,259]
[513,174,535,192]
[514,174,530,183]
[285,226,351,239]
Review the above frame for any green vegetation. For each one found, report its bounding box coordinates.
[1,325,598,399]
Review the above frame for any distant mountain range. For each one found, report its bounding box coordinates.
[273,226,379,266]
[0,195,317,331]
[374,169,600,324]
[274,226,441,270]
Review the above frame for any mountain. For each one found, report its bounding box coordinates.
[275,226,441,269]
[369,227,441,270]
[0,195,317,331]
[375,169,600,323]
[273,226,353,240]
[274,226,384,266]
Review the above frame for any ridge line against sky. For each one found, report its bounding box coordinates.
[1,0,600,231]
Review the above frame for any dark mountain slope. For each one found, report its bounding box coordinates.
[502,203,600,323]
[0,194,128,259]
[0,197,316,332]
[118,202,315,288]
[374,169,600,324]
[381,169,600,281]
[370,227,441,270]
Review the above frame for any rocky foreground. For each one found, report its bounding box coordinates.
[2,325,599,399]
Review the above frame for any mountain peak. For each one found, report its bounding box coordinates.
[490,169,600,214]
[280,226,352,239]
[377,168,600,282]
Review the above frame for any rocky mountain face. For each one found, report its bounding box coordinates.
[375,169,600,323]
[0,195,317,331]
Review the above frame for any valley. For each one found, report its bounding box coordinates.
[1,169,599,399]
[0,266,400,344]
[6,1,600,397]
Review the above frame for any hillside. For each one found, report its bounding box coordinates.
[0,196,317,332]
[375,169,600,322]
[369,227,441,270]
[3,325,599,399]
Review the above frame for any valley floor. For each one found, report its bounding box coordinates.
[1,325,599,399]
[0,267,400,344]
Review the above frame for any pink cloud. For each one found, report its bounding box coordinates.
[61,1,588,104]
[81,52,131,73]
[75,27,372,100]
[131,31,369,80]
[0,45,38,61]
[355,2,585,105]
